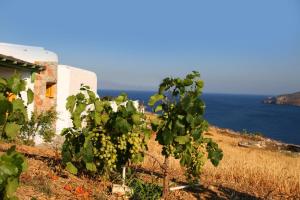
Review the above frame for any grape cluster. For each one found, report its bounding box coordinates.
[93,133,117,170]
[117,134,127,150]
[187,151,205,178]
[127,132,143,155]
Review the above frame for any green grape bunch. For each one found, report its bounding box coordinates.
[61,85,150,176]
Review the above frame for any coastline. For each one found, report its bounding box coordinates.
[100,90,300,145]
[145,112,300,154]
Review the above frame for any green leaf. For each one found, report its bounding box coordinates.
[27,89,34,105]
[73,115,82,129]
[101,113,109,124]
[0,100,12,124]
[180,152,192,166]
[5,177,19,198]
[94,100,103,112]
[5,122,21,139]
[82,141,94,162]
[143,129,151,141]
[196,80,204,88]
[192,129,201,141]
[66,95,76,112]
[115,117,130,134]
[86,162,97,172]
[0,77,7,85]
[206,141,223,166]
[76,93,85,101]
[115,94,127,104]
[7,73,26,94]
[183,78,193,86]
[31,72,36,83]
[0,163,18,175]
[154,105,162,112]
[148,94,164,107]
[157,129,173,145]
[12,99,25,112]
[131,114,141,125]
[174,136,190,145]
[94,111,101,125]
[186,114,193,124]
[66,162,78,175]
[126,101,136,113]
[75,103,86,115]
[87,90,96,101]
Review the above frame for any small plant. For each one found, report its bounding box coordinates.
[129,178,162,200]
[0,73,33,141]
[19,109,57,146]
[61,85,150,176]
[148,71,223,198]
[0,146,27,200]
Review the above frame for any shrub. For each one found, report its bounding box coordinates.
[0,73,33,141]
[0,146,27,200]
[129,178,162,200]
[19,109,57,146]
[148,71,223,198]
[61,85,150,176]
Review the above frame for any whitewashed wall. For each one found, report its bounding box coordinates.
[56,65,97,134]
[110,100,143,113]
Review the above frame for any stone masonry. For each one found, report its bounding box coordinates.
[33,61,58,113]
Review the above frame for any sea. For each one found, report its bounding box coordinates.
[98,90,300,145]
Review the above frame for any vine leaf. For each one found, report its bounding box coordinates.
[148,94,164,106]
[27,89,34,105]
[5,122,21,139]
[86,162,97,172]
[66,95,76,112]
[66,162,78,175]
[94,100,103,112]
[154,105,162,112]
[174,135,190,145]
[5,177,19,198]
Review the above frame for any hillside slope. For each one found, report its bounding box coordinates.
[0,127,296,200]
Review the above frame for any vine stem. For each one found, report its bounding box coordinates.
[162,156,170,199]
[142,151,164,170]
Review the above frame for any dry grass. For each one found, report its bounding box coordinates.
[141,126,300,199]
[203,127,300,199]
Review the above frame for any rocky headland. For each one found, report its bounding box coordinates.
[263,91,300,106]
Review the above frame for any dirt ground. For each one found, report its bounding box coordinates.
[0,126,299,200]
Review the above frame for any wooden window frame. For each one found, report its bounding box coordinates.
[46,82,56,98]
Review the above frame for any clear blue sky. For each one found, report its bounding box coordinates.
[1,0,299,95]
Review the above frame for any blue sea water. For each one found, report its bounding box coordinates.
[98,90,300,145]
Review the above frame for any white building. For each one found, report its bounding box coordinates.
[0,43,97,144]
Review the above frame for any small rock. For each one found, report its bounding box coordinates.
[112,184,133,196]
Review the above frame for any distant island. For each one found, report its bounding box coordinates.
[263,92,300,106]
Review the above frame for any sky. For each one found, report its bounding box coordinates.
[0,0,300,95]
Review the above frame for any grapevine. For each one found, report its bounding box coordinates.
[0,73,33,141]
[61,85,150,176]
[0,146,27,200]
[149,71,223,198]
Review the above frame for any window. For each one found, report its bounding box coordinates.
[46,82,56,98]
[7,92,16,102]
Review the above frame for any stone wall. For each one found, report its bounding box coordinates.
[34,61,58,113]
